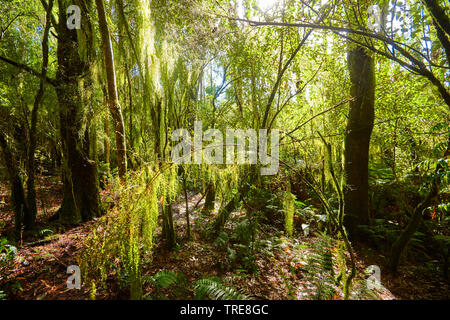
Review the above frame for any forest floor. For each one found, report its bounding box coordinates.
[0,176,449,300]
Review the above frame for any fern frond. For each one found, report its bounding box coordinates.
[304,234,337,300]
[193,279,249,300]
[146,270,179,288]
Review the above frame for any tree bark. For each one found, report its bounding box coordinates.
[102,86,111,168]
[182,167,191,240]
[95,0,127,181]
[125,63,133,150]
[56,0,100,223]
[162,199,176,249]
[212,194,239,234]
[26,0,53,229]
[0,132,29,235]
[202,184,216,215]
[422,0,450,36]
[343,46,375,239]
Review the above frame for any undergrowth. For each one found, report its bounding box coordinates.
[79,165,179,299]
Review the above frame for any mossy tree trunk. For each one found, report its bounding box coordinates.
[56,0,100,223]
[95,0,127,181]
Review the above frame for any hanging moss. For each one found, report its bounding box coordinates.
[79,165,178,299]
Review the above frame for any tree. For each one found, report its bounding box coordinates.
[95,0,127,181]
[342,1,377,238]
[0,131,30,236]
[26,0,53,230]
[55,0,100,223]
[343,45,375,238]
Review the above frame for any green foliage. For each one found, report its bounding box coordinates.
[141,271,250,300]
[0,237,17,300]
[214,232,229,250]
[79,166,180,299]
[231,218,256,245]
[39,229,54,237]
[193,278,249,300]
[0,238,17,267]
[351,277,381,300]
[295,200,327,236]
[283,192,295,238]
[369,164,395,184]
[304,234,337,300]
[0,0,449,301]
[143,270,189,299]
[98,162,112,187]
[246,184,283,220]
[149,270,181,289]
[228,217,261,273]
[358,219,401,249]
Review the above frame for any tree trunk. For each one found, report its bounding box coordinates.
[202,184,216,214]
[56,0,100,223]
[151,97,163,162]
[162,200,176,249]
[422,0,450,36]
[0,132,29,236]
[182,168,191,240]
[125,63,134,151]
[95,0,127,181]
[26,0,53,230]
[212,194,239,234]
[102,86,111,168]
[389,136,450,272]
[343,46,375,239]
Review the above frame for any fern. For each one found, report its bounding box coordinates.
[143,270,189,299]
[352,277,380,300]
[79,166,170,300]
[146,270,180,289]
[214,232,229,250]
[304,234,337,300]
[193,279,249,300]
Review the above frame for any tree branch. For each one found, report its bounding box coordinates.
[0,55,57,87]
[224,16,450,108]
[422,0,450,36]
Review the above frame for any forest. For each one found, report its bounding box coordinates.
[0,0,449,302]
